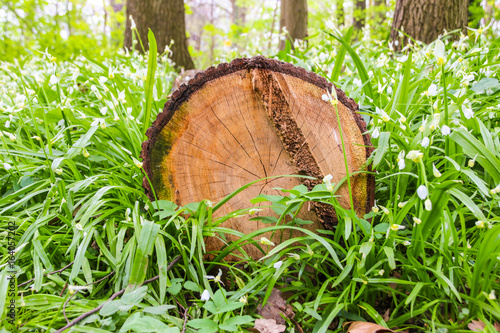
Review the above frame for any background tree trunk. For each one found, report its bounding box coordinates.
[278,0,308,50]
[353,0,366,33]
[336,0,344,27]
[124,0,195,69]
[390,0,468,50]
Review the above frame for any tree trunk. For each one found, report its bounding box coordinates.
[390,0,468,49]
[278,0,308,50]
[336,0,344,27]
[141,56,374,259]
[124,0,194,69]
[353,0,366,33]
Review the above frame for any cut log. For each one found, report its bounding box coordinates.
[141,56,374,259]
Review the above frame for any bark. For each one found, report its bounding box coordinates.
[353,0,366,33]
[391,0,468,49]
[278,0,308,50]
[124,0,195,69]
[141,56,374,259]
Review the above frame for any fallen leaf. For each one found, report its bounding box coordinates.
[468,319,485,331]
[346,321,394,333]
[257,289,294,325]
[383,309,390,322]
[253,318,286,333]
[468,319,500,332]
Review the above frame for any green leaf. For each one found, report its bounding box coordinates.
[218,315,254,332]
[143,305,176,315]
[142,29,158,137]
[184,281,201,292]
[470,78,500,93]
[383,247,396,270]
[331,27,353,83]
[119,312,176,332]
[188,319,218,333]
[325,30,374,100]
[372,132,390,168]
[450,128,500,182]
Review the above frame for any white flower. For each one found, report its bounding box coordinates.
[432,164,442,178]
[413,217,422,224]
[321,94,329,101]
[204,269,223,284]
[90,85,102,100]
[381,206,390,215]
[32,136,41,141]
[403,240,411,246]
[68,285,90,294]
[3,163,12,171]
[429,113,440,130]
[488,290,496,300]
[398,159,406,170]
[427,84,438,96]
[468,159,475,168]
[100,106,108,115]
[441,125,451,136]
[125,208,131,221]
[406,150,423,162]
[489,184,500,195]
[82,148,90,158]
[381,112,390,122]
[239,295,248,304]
[260,237,275,246]
[378,269,384,276]
[323,174,334,191]
[75,223,83,231]
[390,224,405,231]
[200,289,210,301]
[398,201,407,208]
[372,205,379,213]
[434,40,446,65]
[417,185,428,200]
[463,106,474,119]
[132,157,143,168]
[288,253,300,260]
[273,261,283,269]
[49,74,59,86]
[249,208,263,215]
[421,137,430,148]
[305,244,314,256]
[372,127,380,139]
[55,168,63,175]
[117,90,126,103]
[475,220,485,228]
[2,131,16,141]
[424,199,432,211]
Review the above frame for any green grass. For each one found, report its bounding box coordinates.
[0,28,499,332]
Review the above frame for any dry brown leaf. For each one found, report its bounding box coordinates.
[468,319,500,332]
[347,321,394,333]
[257,289,294,325]
[383,309,390,322]
[253,318,286,333]
[468,319,486,331]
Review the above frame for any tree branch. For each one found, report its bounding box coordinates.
[54,256,180,333]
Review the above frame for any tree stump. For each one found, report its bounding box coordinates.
[141,56,374,259]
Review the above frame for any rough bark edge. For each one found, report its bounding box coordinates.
[141,55,375,215]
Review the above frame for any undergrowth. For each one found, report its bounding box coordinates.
[0,27,499,332]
